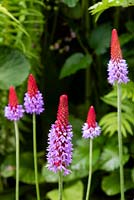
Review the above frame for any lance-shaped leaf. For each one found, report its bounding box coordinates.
[60,53,92,79]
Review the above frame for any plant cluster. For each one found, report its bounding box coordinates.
[0,0,134,200]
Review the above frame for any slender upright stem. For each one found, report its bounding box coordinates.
[117,84,125,200]
[86,139,93,200]
[14,121,19,200]
[59,171,63,200]
[0,176,3,192]
[33,113,40,200]
[85,67,90,105]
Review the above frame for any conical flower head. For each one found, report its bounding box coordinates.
[28,74,38,97]
[47,94,73,176]
[24,74,44,114]
[111,29,122,61]
[82,105,101,139]
[108,29,129,85]
[56,95,69,128]
[107,29,129,85]
[9,86,18,108]
[86,106,96,128]
[5,86,24,121]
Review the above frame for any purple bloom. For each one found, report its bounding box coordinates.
[24,91,44,114]
[82,106,101,139]
[108,59,129,85]
[24,74,44,114]
[82,122,101,139]
[107,29,129,85]
[46,95,73,175]
[4,86,24,121]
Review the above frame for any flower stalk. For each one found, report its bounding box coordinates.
[82,106,101,200]
[14,121,20,200]
[4,86,24,200]
[59,171,63,200]
[33,113,40,200]
[107,29,129,200]
[24,74,45,200]
[86,139,93,200]
[117,84,125,200]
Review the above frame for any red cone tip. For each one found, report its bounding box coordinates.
[86,106,96,128]
[9,86,18,107]
[57,94,69,127]
[28,74,38,97]
[111,29,122,61]
[59,94,68,107]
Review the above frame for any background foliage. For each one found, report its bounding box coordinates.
[0,0,134,199]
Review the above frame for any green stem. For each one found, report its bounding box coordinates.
[14,121,19,200]
[117,84,125,200]
[0,176,3,192]
[59,171,63,200]
[50,1,59,44]
[85,67,90,105]
[86,139,93,200]
[114,8,120,29]
[33,113,40,200]
[82,0,90,40]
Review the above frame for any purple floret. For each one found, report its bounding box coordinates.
[5,105,24,121]
[47,124,73,176]
[24,91,44,114]
[82,122,101,139]
[107,59,129,85]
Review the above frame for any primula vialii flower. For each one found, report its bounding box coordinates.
[5,86,24,121]
[107,29,129,85]
[82,106,101,139]
[47,94,73,175]
[24,74,44,114]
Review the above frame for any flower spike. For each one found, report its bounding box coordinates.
[111,29,122,61]
[28,74,38,97]
[107,29,129,85]
[57,94,69,127]
[5,86,24,121]
[47,94,73,176]
[9,86,19,108]
[86,106,96,128]
[24,74,44,114]
[82,106,101,139]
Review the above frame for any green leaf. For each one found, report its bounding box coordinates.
[89,24,111,55]
[62,0,79,7]
[0,154,16,178]
[62,3,82,19]
[0,191,15,200]
[89,0,134,21]
[100,145,129,171]
[0,46,30,89]
[42,167,59,183]
[120,33,134,46]
[1,152,45,184]
[46,181,83,200]
[0,4,29,36]
[100,83,134,137]
[100,112,134,137]
[64,138,101,181]
[102,170,134,195]
[60,53,92,79]
[69,115,83,143]
[125,21,134,33]
[131,168,134,182]
[19,152,45,184]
